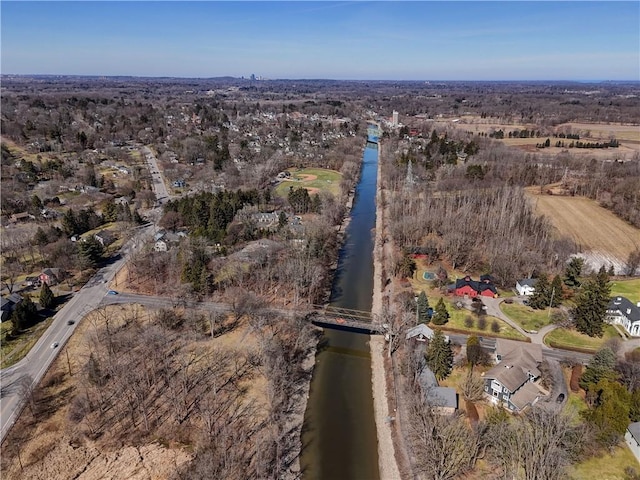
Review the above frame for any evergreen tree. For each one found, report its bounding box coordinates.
[425,329,453,380]
[529,273,550,309]
[466,335,483,366]
[10,296,38,334]
[278,211,288,230]
[431,297,450,325]
[550,275,563,307]
[583,379,631,447]
[579,347,617,390]
[417,291,430,323]
[573,267,610,337]
[564,257,584,288]
[288,187,311,214]
[78,237,104,268]
[39,282,55,309]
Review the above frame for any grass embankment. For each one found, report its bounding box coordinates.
[274,167,342,198]
[500,303,558,332]
[1,316,55,368]
[544,325,620,353]
[610,278,640,304]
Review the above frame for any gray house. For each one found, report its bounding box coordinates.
[483,339,544,412]
[418,365,457,414]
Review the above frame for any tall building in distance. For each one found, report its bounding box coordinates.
[250,73,256,81]
[392,110,399,127]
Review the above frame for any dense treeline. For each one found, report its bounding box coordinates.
[162,190,261,242]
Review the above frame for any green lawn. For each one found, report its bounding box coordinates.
[1,316,55,368]
[567,445,639,480]
[500,303,558,332]
[274,168,342,198]
[610,278,640,304]
[436,299,528,341]
[544,325,620,352]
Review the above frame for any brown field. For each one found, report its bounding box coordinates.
[526,190,640,272]
[436,116,640,159]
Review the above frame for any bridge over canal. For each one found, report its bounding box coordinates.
[307,304,384,334]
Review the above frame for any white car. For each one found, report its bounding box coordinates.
[51,342,59,349]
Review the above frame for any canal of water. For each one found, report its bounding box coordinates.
[300,138,380,480]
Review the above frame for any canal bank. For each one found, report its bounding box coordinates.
[300,137,381,480]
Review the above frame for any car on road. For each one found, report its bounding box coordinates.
[67,320,75,325]
[51,342,59,349]
[556,393,565,403]
[107,290,119,295]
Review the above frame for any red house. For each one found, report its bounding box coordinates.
[452,275,498,298]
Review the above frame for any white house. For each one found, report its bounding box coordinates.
[606,297,640,337]
[516,278,537,296]
[626,422,640,464]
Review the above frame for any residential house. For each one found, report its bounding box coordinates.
[153,231,181,252]
[483,339,544,412]
[94,230,116,247]
[626,422,640,463]
[405,324,449,343]
[39,268,62,286]
[516,278,537,296]
[451,275,498,298]
[606,297,640,337]
[418,365,458,414]
[1,293,23,322]
[251,212,280,229]
[172,179,186,188]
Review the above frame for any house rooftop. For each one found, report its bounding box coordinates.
[496,339,543,364]
[517,278,538,287]
[510,382,543,410]
[608,297,640,322]
[418,367,457,410]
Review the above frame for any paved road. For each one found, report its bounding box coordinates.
[141,146,171,207]
[0,226,153,443]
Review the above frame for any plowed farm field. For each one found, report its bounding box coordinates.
[527,191,640,273]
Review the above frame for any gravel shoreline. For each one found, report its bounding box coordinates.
[371,140,402,479]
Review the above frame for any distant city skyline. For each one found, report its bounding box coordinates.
[1,1,639,81]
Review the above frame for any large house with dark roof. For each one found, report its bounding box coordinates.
[483,339,544,412]
[606,296,640,337]
[450,275,498,298]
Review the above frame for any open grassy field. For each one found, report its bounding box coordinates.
[500,303,558,332]
[274,167,342,198]
[544,325,620,352]
[568,445,638,480]
[526,191,640,272]
[610,278,640,304]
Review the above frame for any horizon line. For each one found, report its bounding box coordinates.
[2,73,639,83]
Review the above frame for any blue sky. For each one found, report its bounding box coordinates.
[2,1,639,80]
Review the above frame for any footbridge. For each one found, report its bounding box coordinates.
[308,305,384,334]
